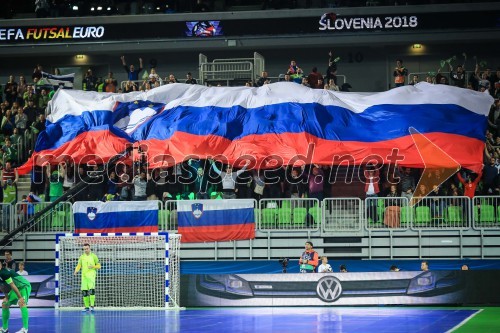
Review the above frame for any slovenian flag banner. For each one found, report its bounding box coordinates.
[17,82,493,174]
[73,201,159,233]
[177,200,255,243]
[41,72,75,89]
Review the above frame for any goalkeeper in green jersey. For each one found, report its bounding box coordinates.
[74,244,101,312]
[0,260,31,333]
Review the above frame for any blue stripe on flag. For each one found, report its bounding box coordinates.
[178,207,254,227]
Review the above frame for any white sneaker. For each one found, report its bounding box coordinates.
[0,328,9,333]
[15,329,27,333]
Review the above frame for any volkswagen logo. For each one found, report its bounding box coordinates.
[316,276,342,302]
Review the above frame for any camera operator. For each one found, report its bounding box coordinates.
[299,241,319,273]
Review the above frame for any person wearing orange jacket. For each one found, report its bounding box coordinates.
[299,241,319,273]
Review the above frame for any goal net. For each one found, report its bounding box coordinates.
[55,233,181,309]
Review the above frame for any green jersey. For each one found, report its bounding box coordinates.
[78,253,100,280]
[0,268,30,290]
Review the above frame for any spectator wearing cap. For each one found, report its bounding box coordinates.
[185,72,197,84]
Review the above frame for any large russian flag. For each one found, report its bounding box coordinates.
[177,200,255,243]
[73,201,159,233]
[17,82,493,174]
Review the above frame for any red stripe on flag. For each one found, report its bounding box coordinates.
[178,223,255,243]
[75,226,159,233]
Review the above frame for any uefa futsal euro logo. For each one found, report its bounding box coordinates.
[87,207,98,221]
[192,203,204,219]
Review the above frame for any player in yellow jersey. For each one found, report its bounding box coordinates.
[73,244,101,312]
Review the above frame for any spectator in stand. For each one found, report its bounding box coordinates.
[482,157,498,195]
[148,68,163,87]
[46,164,65,202]
[38,88,50,109]
[211,160,249,199]
[449,64,466,88]
[166,74,179,84]
[32,65,43,82]
[62,163,76,192]
[4,75,18,105]
[31,114,46,135]
[409,74,419,86]
[133,170,148,201]
[285,167,306,199]
[399,167,415,202]
[393,59,408,87]
[307,165,324,202]
[23,98,39,129]
[325,50,338,85]
[1,110,15,136]
[384,185,401,228]
[87,164,105,201]
[14,108,28,133]
[121,55,143,81]
[82,69,97,92]
[23,85,37,106]
[307,67,323,89]
[256,71,270,87]
[16,262,28,276]
[364,166,380,223]
[3,251,16,271]
[10,128,21,145]
[301,77,310,87]
[456,169,482,199]
[3,138,17,162]
[282,74,293,83]
[287,60,303,83]
[17,76,28,105]
[324,78,339,91]
[185,72,197,84]
[104,72,118,93]
[124,81,138,93]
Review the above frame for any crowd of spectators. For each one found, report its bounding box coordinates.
[1,53,499,213]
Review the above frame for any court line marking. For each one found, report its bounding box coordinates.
[445,309,483,333]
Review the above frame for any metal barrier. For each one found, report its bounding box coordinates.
[259,198,320,231]
[200,61,254,85]
[323,198,362,232]
[409,196,471,230]
[15,201,73,233]
[365,197,410,231]
[473,196,500,230]
[0,203,14,234]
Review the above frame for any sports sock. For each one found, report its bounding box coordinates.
[89,295,95,307]
[83,296,90,308]
[21,307,28,329]
[2,307,10,329]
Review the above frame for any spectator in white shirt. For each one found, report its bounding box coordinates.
[16,262,28,276]
[318,256,333,273]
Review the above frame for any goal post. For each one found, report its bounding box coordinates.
[55,232,182,310]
